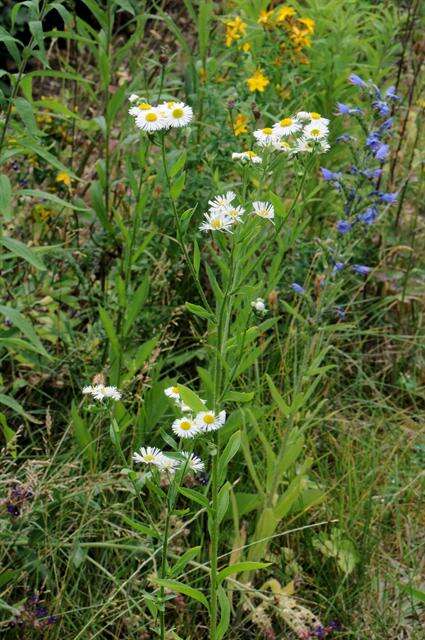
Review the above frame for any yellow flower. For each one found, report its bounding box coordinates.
[297,17,315,34]
[225,16,246,47]
[258,10,273,25]
[246,69,270,93]
[239,41,252,52]
[234,114,248,136]
[275,6,296,23]
[56,171,72,187]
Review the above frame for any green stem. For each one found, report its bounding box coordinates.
[160,134,213,314]
[159,505,171,640]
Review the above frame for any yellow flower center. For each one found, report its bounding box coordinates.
[171,386,180,394]
[228,209,239,218]
[180,421,192,431]
[167,101,176,108]
[258,209,267,217]
[211,218,223,229]
[172,107,184,119]
[310,128,320,137]
[311,112,321,119]
[145,454,155,462]
[280,118,293,127]
[246,151,255,158]
[146,112,158,122]
[262,127,273,135]
[203,414,215,425]
[138,102,152,110]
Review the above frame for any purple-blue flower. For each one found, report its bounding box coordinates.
[363,168,382,179]
[358,206,378,225]
[380,117,394,131]
[375,143,389,161]
[385,85,400,100]
[336,133,352,143]
[372,100,390,116]
[321,168,342,181]
[291,283,305,294]
[352,264,371,275]
[379,192,397,204]
[366,131,381,150]
[349,73,367,87]
[336,102,351,115]
[332,261,345,274]
[336,220,352,234]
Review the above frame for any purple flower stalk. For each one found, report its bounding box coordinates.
[352,264,371,275]
[291,283,305,294]
[336,220,352,234]
[375,143,389,161]
[349,73,367,87]
[358,206,378,225]
[372,100,390,116]
[379,192,397,203]
[385,85,400,100]
[321,168,342,181]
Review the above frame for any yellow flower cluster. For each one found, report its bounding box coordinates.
[246,70,270,93]
[224,16,246,47]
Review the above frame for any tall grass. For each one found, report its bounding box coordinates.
[0,1,423,638]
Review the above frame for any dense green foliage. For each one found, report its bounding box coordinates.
[0,1,423,638]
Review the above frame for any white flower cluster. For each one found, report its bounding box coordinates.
[82,384,122,401]
[199,191,275,232]
[132,385,227,476]
[128,94,193,132]
[253,111,330,155]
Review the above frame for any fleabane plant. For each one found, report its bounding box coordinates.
[124,88,332,640]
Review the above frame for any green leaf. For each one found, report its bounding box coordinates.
[170,171,186,200]
[185,302,213,320]
[0,174,12,220]
[99,306,120,358]
[169,150,187,177]
[265,374,290,417]
[18,189,89,211]
[177,385,206,412]
[0,305,49,357]
[217,482,231,525]
[14,97,42,137]
[1,236,46,270]
[153,579,209,610]
[121,514,158,537]
[124,275,150,335]
[178,487,209,509]
[0,412,17,458]
[170,546,201,577]
[29,21,48,67]
[223,390,254,403]
[217,585,231,640]
[71,401,96,466]
[218,430,241,486]
[218,561,270,583]
[0,393,38,423]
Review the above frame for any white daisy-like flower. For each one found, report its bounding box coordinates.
[129,101,153,117]
[164,385,182,401]
[272,117,301,137]
[172,417,200,438]
[133,446,164,466]
[318,139,330,153]
[272,138,293,153]
[231,151,262,164]
[208,191,236,211]
[253,127,276,147]
[308,112,330,126]
[165,102,193,128]
[158,455,181,474]
[295,111,311,123]
[303,121,329,140]
[195,410,226,433]
[181,452,205,473]
[82,384,122,401]
[224,204,245,222]
[252,201,274,222]
[128,93,140,103]
[200,211,234,233]
[290,137,316,155]
[251,297,266,312]
[135,107,166,132]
